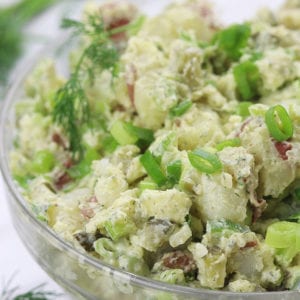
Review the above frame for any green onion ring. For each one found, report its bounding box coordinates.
[265,105,293,142]
[188,149,222,174]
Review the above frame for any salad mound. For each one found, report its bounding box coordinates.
[10,0,300,292]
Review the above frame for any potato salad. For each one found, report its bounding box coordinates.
[10,0,300,292]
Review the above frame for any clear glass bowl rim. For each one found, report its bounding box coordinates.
[0,29,297,300]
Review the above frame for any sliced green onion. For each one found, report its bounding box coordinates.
[126,123,154,143]
[233,61,260,101]
[102,134,118,153]
[265,221,299,248]
[215,138,241,151]
[213,23,251,60]
[68,147,99,179]
[188,149,222,174]
[140,150,167,186]
[110,120,138,146]
[104,217,136,241]
[265,105,294,142]
[170,100,193,117]
[110,120,154,148]
[30,150,55,174]
[166,160,182,184]
[237,101,252,117]
[207,219,249,234]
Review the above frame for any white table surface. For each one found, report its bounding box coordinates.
[0,0,284,299]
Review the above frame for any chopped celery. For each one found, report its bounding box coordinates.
[104,216,136,241]
[110,120,138,146]
[30,150,55,174]
[275,247,299,267]
[266,221,298,248]
[110,120,154,148]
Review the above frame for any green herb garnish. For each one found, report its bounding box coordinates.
[53,15,144,157]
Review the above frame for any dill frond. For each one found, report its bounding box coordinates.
[52,14,139,157]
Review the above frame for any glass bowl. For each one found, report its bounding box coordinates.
[0,1,299,299]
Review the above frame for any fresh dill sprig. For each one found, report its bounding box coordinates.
[53,14,144,157]
[1,274,61,300]
[0,0,58,82]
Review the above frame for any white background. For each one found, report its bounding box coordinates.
[0,0,284,299]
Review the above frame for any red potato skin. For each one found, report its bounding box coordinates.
[55,172,72,190]
[162,251,197,274]
[273,141,292,160]
[240,240,258,250]
[52,132,67,149]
